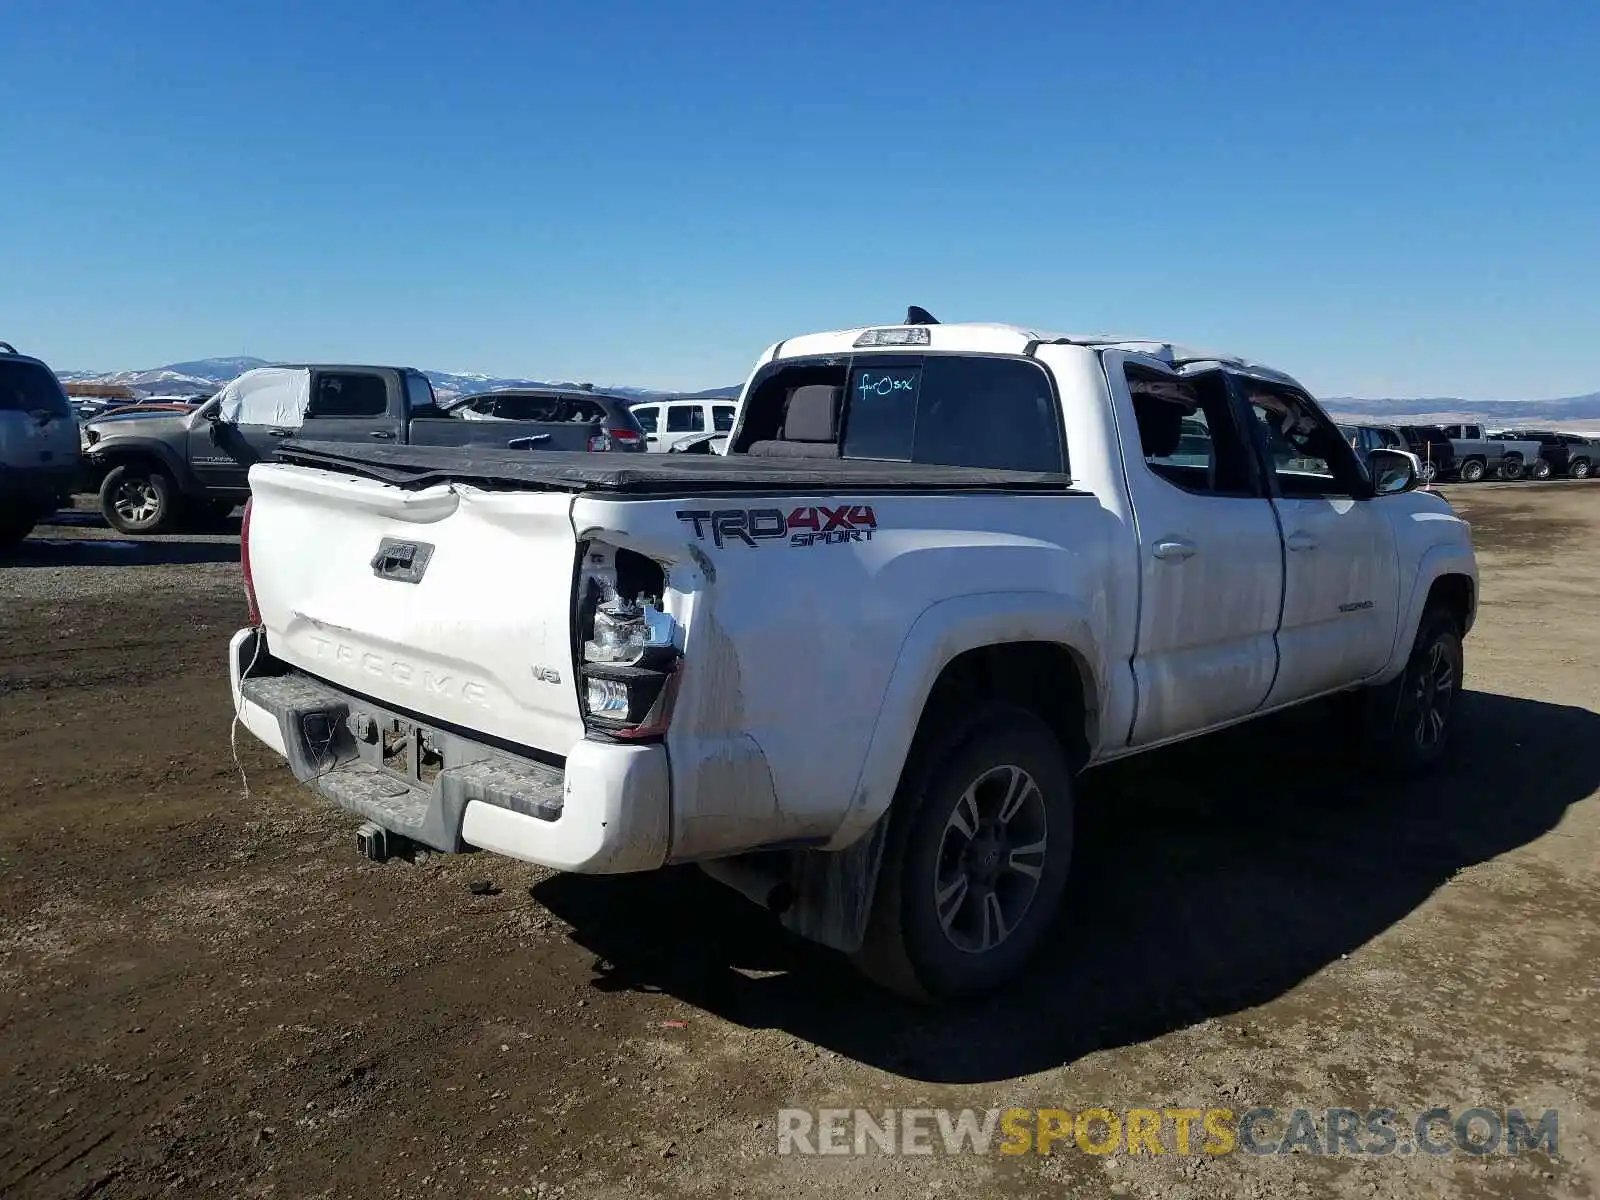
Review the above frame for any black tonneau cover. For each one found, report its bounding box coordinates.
[274,439,1080,496]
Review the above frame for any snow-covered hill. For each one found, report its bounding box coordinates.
[57,356,740,402]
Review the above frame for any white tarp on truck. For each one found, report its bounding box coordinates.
[216,367,310,428]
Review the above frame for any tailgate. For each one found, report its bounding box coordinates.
[247,462,584,754]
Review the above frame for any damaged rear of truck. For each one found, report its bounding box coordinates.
[233,430,1113,999]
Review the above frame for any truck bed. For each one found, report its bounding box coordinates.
[275,439,1081,496]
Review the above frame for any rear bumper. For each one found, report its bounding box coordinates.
[0,463,78,513]
[228,628,670,873]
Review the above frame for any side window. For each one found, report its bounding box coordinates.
[1127,368,1257,496]
[564,399,605,423]
[666,404,704,432]
[633,406,658,433]
[1240,383,1365,498]
[405,371,436,411]
[841,356,1066,473]
[494,394,563,421]
[713,405,736,432]
[309,372,388,419]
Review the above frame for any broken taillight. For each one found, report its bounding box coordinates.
[573,541,680,739]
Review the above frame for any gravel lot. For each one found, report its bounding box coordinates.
[1,485,1597,1199]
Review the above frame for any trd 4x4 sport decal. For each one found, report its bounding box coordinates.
[676,505,877,549]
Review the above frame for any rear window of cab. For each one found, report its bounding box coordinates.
[0,359,72,415]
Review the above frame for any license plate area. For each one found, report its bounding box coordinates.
[373,716,444,786]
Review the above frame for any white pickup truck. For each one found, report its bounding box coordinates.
[230,315,1478,1000]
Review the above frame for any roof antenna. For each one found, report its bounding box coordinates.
[905,306,939,325]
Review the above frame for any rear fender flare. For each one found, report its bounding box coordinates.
[825,591,1103,851]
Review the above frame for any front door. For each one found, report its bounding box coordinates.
[1236,378,1401,706]
[1103,353,1286,747]
[186,417,272,493]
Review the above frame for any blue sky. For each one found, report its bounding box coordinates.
[3,0,1597,398]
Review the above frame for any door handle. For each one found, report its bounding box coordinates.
[1286,531,1319,552]
[369,430,395,440]
[1152,538,1197,561]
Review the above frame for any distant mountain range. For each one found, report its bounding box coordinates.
[56,356,740,403]
[52,356,1600,425]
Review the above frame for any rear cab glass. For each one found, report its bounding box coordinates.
[732,352,1067,474]
[843,355,1065,472]
[0,358,72,416]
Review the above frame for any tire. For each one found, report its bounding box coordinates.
[1458,458,1486,483]
[1353,609,1464,775]
[852,707,1075,1002]
[1417,460,1438,484]
[1498,456,1524,481]
[99,464,179,535]
[1530,459,1551,480]
[1569,458,1591,479]
[189,498,238,529]
[0,513,36,550]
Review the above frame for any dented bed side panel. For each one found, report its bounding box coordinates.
[573,489,1120,862]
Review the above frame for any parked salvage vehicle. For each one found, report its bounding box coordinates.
[1438,423,1542,482]
[1490,429,1592,480]
[81,366,647,534]
[630,397,739,452]
[1393,424,1457,483]
[229,311,1479,1002]
[0,341,79,549]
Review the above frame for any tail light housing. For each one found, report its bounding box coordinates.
[574,542,680,739]
[588,427,643,452]
[241,496,261,626]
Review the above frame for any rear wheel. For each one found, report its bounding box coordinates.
[852,707,1074,1002]
[1417,459,1438,484]
[99,464,179,535]
[1458,458,1486,483]
[1531,459,1552,480]
[1499,456,1525,480]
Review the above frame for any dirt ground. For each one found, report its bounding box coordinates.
[2,485,1597,1199]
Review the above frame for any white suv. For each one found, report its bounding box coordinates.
[630,397,737,452]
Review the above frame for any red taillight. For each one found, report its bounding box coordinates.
[607,427,642,446]
[240,497,261,626]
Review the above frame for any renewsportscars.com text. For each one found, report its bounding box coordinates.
[776,1106,1559,1158]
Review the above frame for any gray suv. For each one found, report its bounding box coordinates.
[0,342,79,549]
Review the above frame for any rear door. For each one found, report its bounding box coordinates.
[1235,377,1400,704]
[658,402,706,451]
[300,370,402,443]
[1103,352,1286,746]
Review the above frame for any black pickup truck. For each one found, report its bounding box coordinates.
[1489,429,1594,480]
[81,365,647,534]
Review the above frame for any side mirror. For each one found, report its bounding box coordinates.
[1369,447,1419,495]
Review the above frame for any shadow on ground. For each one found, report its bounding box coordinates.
[0,507,242,567]
[534,690,1598,1084]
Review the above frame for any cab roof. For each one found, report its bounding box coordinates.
[770,320,1308,390]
